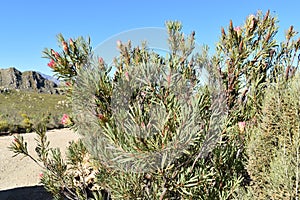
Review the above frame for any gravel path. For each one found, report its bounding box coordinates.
[0,128,80,191]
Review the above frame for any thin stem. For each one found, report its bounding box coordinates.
[26,153,45,169]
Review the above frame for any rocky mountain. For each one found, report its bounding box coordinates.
[0,67,60,94]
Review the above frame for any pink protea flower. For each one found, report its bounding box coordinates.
[234,26,242,36]
[238,121,246,133]
[61,114,71,125]
[47,60,56,68]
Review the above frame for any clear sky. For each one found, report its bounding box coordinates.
[1,0,299,75]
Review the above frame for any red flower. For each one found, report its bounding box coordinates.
[61,114,71,125]
[47,60,56,68]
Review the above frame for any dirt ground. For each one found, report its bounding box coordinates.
[0,128,80,191]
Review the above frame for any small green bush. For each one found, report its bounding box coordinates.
[243,74,300,199]
[21,113,33,132]
[0,120,9,132]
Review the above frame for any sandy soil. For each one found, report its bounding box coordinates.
[0,128,80,191]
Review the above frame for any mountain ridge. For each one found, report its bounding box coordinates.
[0,67,60,94]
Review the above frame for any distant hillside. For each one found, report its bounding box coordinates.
[0,67,60,94]
[39,72,60,85]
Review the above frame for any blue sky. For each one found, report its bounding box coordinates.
[0,0,299,75]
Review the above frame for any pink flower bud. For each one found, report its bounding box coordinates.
[125,71,129,81]
[248,14,255,21]
[238,121,246,133]
[61,114,71,125]
[47,60,56,69]
[234,26,242,36]
[54,52,60,59]
[166,74,171,85]
[62,41,68,52]
[247,14,256,30]
[98,57,104,65]
[39,172,44,179]
[221,27,226,38]
[13,138,20,148]
[116,40,122,49]
[97,114,104,120]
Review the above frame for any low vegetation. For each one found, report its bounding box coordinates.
[0,90,70,134]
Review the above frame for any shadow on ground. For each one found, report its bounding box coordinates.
[0,185,53,200]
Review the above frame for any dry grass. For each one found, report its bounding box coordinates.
[0,90,70,134]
